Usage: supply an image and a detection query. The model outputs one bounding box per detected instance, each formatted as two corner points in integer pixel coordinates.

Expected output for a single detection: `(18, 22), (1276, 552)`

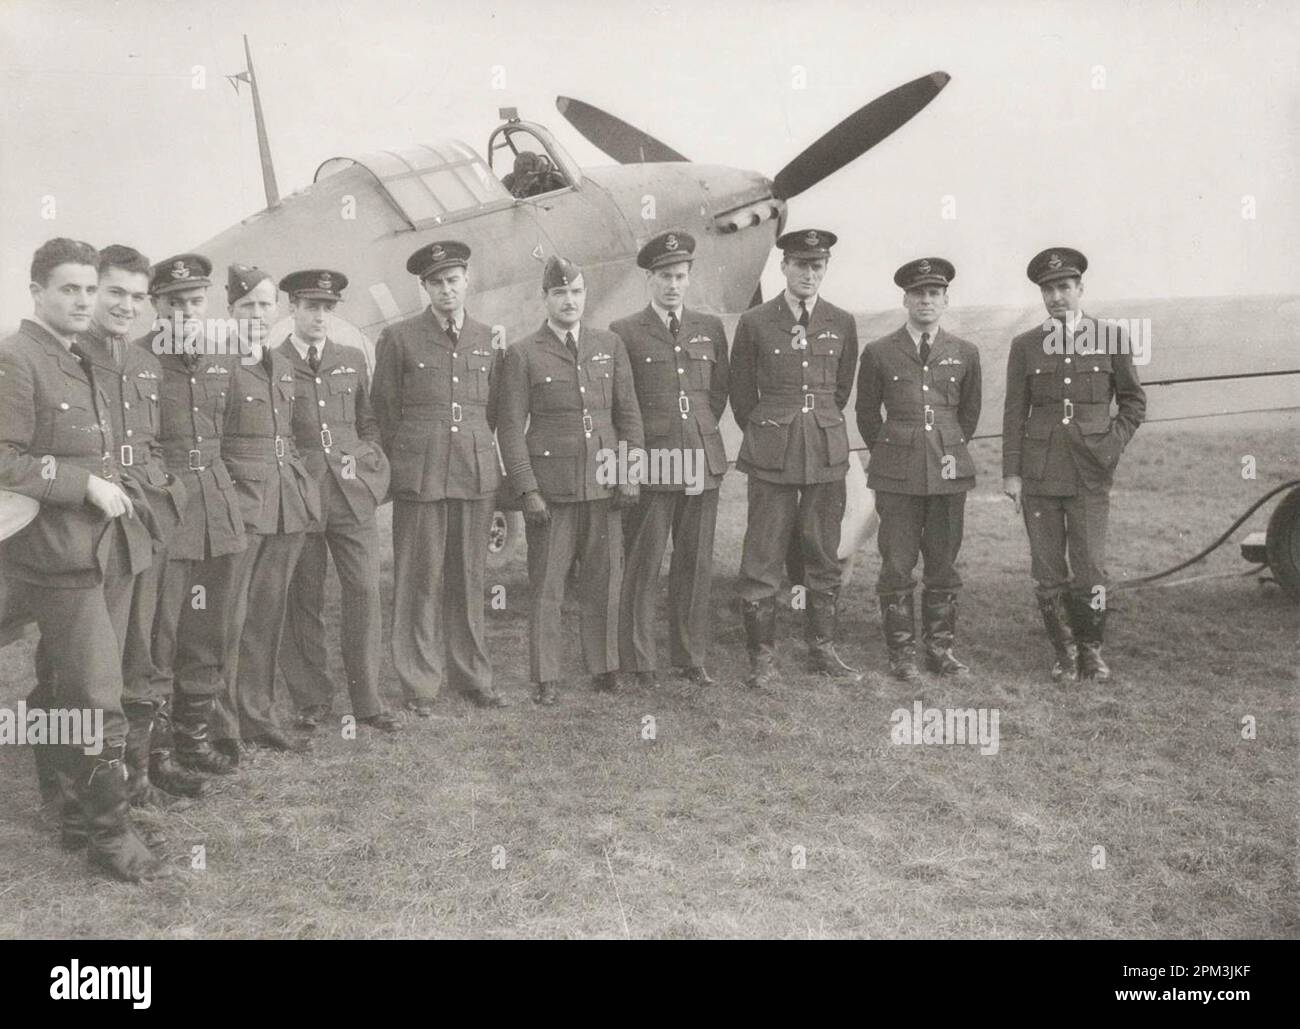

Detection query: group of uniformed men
(0, 228), (1144, 883)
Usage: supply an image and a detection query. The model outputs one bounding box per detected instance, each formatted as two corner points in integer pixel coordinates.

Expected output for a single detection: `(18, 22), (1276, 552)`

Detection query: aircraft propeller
(556, 70), (950, 201)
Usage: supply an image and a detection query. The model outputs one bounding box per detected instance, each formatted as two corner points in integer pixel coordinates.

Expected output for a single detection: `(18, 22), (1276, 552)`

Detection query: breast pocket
(328, 376), (357, 422)
(808, 335), (841, 386)
(236, 392), (272, 435)
(683, 342), (715, 391)
(884, 370), (919, 405)
(466, 352), (493, 402)
(1028, 367), (1055, 405)
(128, 378), (160, 437)
(406, 352), (447, 402)
(50, 395), (98, 453)
(584, 359), (613, 406)
(636, 351), (674, 393)
(1081, 358), (1113, 403)
(533, 366), (577, 408)
(938, 366), (965, 405)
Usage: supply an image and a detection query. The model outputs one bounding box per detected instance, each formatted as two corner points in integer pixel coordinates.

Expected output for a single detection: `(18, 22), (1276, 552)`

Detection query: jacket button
(451, 425), (458, 432)
(315, 378), (322, 384)
(922, 385), (929, 391)
(801, 361), (808, 367)
(452, 376), (458, 383)
(579, 386), (586, 393)
(1064, 357), (1072, 364)
(543, 450), (550, 456)
(126, 429), (133, 438)
(418, 362), (425, 368)
(949, 377), (956, 382)
(190, 377), (197, 384)
(677, 368), (684, 374)
(59, 402), (69, 410)
(645, 357), (652, 363)
(674, 346), (681, 352)
(196, 435), (203, 442)
(545, 376), (552, 382)
(318, 400), (325, 406)
(925, 425), (933, 431)
(1064, 377), (1071, 384)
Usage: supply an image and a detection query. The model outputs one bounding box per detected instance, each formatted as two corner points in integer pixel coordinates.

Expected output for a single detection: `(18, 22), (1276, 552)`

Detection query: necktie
(109, 336), (123, 368)
(564, 331), (578, 360)
(307, 344), (320, 372)
(668, 311), (680, 338)
(446, 319), (459, 347)
(798, 301), (810, 329)
(919, 331), (931, 366)
(260, 345), (273, 375)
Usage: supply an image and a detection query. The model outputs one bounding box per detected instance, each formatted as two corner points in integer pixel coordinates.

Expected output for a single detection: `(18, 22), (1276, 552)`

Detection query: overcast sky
(1, 0), (1296, 328)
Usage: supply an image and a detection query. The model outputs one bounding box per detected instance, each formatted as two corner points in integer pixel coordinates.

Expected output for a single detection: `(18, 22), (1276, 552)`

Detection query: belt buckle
(274, 435), (286, 458)
(187, 449), (203, 471)
(924, 405), (935, 430)
(678, 394), (691, 415)
(451, 401), (463, 423)
(320, 428), (333, 449)
(1063, 399), (1074, 424)
(582, 413), (594, 434)
(803, 392), (815, 412)
(119, 443), (134, 467)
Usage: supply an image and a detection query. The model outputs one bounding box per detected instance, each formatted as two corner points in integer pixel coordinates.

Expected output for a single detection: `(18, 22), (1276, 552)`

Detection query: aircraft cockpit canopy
(315, 142), (511, 230)
(486, 117), (582, 199)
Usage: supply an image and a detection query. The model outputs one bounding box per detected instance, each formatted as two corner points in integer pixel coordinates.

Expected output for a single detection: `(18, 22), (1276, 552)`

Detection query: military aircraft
(3, 44), (1297, 651)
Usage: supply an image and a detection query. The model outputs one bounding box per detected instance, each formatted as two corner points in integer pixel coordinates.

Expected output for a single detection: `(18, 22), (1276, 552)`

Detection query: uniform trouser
(875, 491), (967, 595)
(1021, 491), (1110, 601)
(157, 550), (245, 698)
(619, 488), (719, 671)
(120, 542), (169, 706)
(280, 516), (384, 719)
(213, 531), (305, 741)
(738, 477), (846, 602)
(390, 497), (493, 701)
(24, 529), (134, 752)
(525, 498), (622, 683)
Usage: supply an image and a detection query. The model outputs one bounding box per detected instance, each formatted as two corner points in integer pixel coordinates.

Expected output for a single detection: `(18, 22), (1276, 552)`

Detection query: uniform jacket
(0, 319), (154, 586)
(730, 295), (858, 484)
(83, 322), (187, 544)
(498, 321), (645, 503)
(608, 305), (729, 491)
(221, 346), (320, 534)
(144, 339), (247, 561)
(371, 308), (502, 502)
(1001, 314), (1147, 496)
(278, 337), (389, 529)
(856, 325), (981, 495)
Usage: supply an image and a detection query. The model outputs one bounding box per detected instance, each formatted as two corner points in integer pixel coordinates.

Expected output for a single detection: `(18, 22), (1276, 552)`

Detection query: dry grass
(0, 412), (1296, 939)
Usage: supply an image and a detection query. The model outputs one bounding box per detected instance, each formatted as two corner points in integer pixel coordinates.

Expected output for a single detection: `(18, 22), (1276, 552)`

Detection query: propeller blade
(772, 71), (950, 201)
(555, 96), (689, 164)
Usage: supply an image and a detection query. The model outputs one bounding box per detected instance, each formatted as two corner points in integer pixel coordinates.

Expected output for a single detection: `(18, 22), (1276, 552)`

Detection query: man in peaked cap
(609, 231), (729, 689)
(277, 269), (398, 733)
(210, 264), (320, 758)
(137, 251), (247, 783)
(730, 229), (861, 688)
(1002, 247), (1145, 683)
(857, 258), (981, 682)
(372, 240), (509, 713)
(497, 256), (644, 705)
(1, 238), (164, 881)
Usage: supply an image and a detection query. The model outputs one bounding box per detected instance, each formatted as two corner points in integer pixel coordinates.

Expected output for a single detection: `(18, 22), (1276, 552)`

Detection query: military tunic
(213, 347), (319, 742)
(497, 321), (644, 684)
(371, 308), (502, 702)
(144, 342), (248, 703)
(1002, 315), (1146, 598)
(0, 319), (155, 750)
(609, 304), (729, 672)
(278, 337), (390, 719)
(730, 294), (859, 601)
(856, 325), (981, 594)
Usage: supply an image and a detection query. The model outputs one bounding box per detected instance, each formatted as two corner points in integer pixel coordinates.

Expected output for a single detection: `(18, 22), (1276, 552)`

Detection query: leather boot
(149, 698), (207, 799)
(75, 746), (165, 883)
(1036, 592), (1079, 683)
(122, 701), (176, 809)
(33, 743), (61, 806)
(1070, 593), (1111, 682)
(805, 590), (861, 682)
(921, 590), (971, 678)
(172, 692), (237, 775)
(880, 591), (920, 682)
(53, 746), (88, 852)
(741, 598), (780, 690)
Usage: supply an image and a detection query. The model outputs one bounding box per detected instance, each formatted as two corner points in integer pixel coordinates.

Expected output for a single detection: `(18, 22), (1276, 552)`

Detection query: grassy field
(0, 412), (1296, 939)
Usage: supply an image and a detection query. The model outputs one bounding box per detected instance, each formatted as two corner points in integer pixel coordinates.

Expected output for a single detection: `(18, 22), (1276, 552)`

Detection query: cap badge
(317, 273), (332, 290)
(665, 234), (679, 251)
(804, 231), (820, 248)
(1048, 253), (1063, 270)
(171, 261), (190, 280)
(430, 245), (446, 261)
(917, 260), (931, 275)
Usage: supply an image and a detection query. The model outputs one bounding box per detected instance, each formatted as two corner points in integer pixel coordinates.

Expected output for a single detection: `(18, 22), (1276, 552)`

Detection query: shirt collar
(783, 290), (817, 320)
(650, 298), (683, 328)
(905, 322), (939, 348)
(289, 334), (325, 362)
(547, 319), (579, 345)
(433, 306), (465, 332)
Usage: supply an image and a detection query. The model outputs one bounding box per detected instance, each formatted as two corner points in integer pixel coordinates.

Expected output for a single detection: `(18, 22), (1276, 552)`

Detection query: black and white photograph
(0, 0), (1295, 966)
